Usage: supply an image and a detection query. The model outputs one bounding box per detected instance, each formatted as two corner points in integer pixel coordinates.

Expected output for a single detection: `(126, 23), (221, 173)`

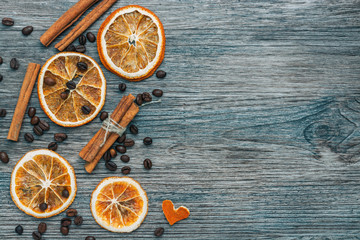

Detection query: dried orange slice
(10, 149), (76, 218)
(97, 5), (165, 81)
(38, 52), (106, 127)
(91, 177), (148, 232)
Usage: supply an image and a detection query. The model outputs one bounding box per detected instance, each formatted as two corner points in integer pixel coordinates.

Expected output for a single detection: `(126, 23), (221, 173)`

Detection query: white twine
(100, 117), (126, 147)
(141, 98), (162, 107)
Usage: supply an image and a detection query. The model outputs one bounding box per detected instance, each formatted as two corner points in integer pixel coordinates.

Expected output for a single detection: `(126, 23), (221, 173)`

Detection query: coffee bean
(143, 158), (152, 169)
(136, 94), (143, 105)
(103, 150), (111, 162)
(32, 231), (42, 240)
(33, 125), (43, 136)
(105, 161), (117, 171)
(24, 133), (34, 142)
(60, 226), (69, 235)
(129, 124), (138, 134)
(60, 90), (69, 100)
(142, 92), (152, 102)
(86, 32), (96, 42)
(39, 120), (50, 131)
(0, 56), (3, 64)
(100, 111), (108, 121)
(39, 202), (47, 211)
(82, 105), (91, 114)
(62, 189), (69, 198)
(30, 116), (40, 125)
(22, 26), (33, 35)
(124, 139), (135, 147)
(15, 225), (23, 235)
(38, 222), (47, 234)
(48, 142), (58, 151)
(154, 227), (164, 237)
(115, 145), (126, 154)
(79, 34), (87, 45)
(76, 45), (86, 53)
(2, 17), (14, 26)
(0, 152), (9, 163)
(66, 80), (76, 89)
(10, 58), (19, 70)
(74, 216), (83, 226)
(77, 62), (88, 71)
(120, 155), (130, 163)
(66, 44), (76, 52)
(156, 70), (166, 78)
(0, 74), (3, 82)
(86, 237), (96, 240)
(0, 108), (6, 117)
(118, 83), (126, 92)
(116, 134), (126, 143)
(143, 137), (152, 145)
(44, 77), (56, 86)
(121, 166), (131, 175)
(152, 89), (163, 97)
(109, 148), (117, 158)
(54, 133), (67, 142)
(61, 218), (72, 227)
(28, 107), (36, 117)
(66, 208), (78, 217)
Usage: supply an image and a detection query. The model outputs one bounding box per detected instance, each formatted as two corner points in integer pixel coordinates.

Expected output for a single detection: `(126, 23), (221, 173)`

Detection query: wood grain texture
(0, 0), (360, 239)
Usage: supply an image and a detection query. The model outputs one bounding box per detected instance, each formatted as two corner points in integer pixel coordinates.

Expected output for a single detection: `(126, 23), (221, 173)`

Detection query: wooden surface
(0, 0), (360, 239)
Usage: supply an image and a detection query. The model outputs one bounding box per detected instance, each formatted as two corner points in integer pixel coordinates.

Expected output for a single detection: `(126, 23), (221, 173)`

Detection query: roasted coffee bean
(129, 124), (138, 134)
(2, 17), (14, 26)
(15, 225), (23, 235)
(156, 70), (166, 78)
(79, 34), (87, 45)
(0, 74), (3, 82)
(22, 26), (33, 35)
(142, 92), (152, 102)
(32, 231), (42, 240)
(136, 94), (143, 105)
(44, 76), (56, 86)
(39, 120), (50, 131)
(24, 133), (34, 142)
(118, 83), (126, 92)
(60, 226), (69, 235)
(100, 111), (108, 121)
(33, 125), (43, 136)
(0, 152), (9, 163)
(116, 133), (126, 143)
(143, 158), (152, 169)
(77, 61), (88, 71)
(54, 133), (67, 142)
(60, 90), (69, 100)
(39, 202), (47, 211)
(103, 150), (111, 162)
(0, 56), (3, 64)
(85, 237), (96, 240)
(48, 142), (58, 151)
(38, 222), (47, 234)
(120, 155), (130, 163)
(74, 216), (83, 226)
(152, 89), (163, 97)
(82, 105), (91, 114)
(30, 116), (40, 125)
(105, 161), (117, 171)
(66, 44), (76, 52)
(124, 139), (135, 147)
(86, 32), (96, 42)
(154, 227), (164, 237)
(66, 208), (78, 217)
(109, 148), (117, 158)
(143, 137), (152, 145)
(62, 189), (69, 198)
(115, 145), (126, 154)
(66, 80), (76, 89)
(121, 166), (131, 175)
(143, 96), (152, 102)
(61, 218), (72, 227)
(76, 45), (86, 53)
(10, 58), (19, 70)
(28, 107), (36, 117)
(0, 108), (6, 117)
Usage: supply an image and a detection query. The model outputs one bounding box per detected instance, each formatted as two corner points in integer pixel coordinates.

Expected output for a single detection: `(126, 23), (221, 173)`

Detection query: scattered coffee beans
(109, 148), (117, 158)
(0, 56), (3, 64)
(121, 166), (131, 175)
(129, 124), (138, 134)
(22, 26), (33, 35)
(48, 142), (58, 151)
(103, 150), (111, 162)
(10, 58), (19, 70)
(66, 80), (76, 90)
(77, 62), (88, 71)
(39, 120), (50, 131)
(118, 83), (126, 92)
(86, 32), (96, 42)
(124, 139), (135, 147)
(142, 92), (152, 102)
(66, 44), (76, 52)
(54, 133), (67, 142)
(82, 105), (91, 114)
(120, 155), (130, 163)
(62, 189), (69, 198)
(0, 152), (9, 163)
(33, 125), (43, 136)
(156, 70), (166, 78)
(136, 94), (143, 105)
(30, 116), (40, 125)
(86, 237), (96, 240)
(15, 225), (23, 235)
(116, 134), (126, 143)
(143, 137), (152, 145)
(76, 45), (86, 53)
(32, 231), (42, 240)
(143, 158), (152, 169)
(79, 34), (87, 45)
(105, 161), (117, 171)
(61, 218), (72, 227)
(66, 208), (78, 217)
(100, 111), (108, 121)
(24, 133), (34, 142)
(28, 107), (36, 117)
(44, 77), (56, 86)
(2, 17), (14, 26)
(115, 145), (126, 154)
(60, 226), (69, 235)
(39, 202), (47, 211)
(154, 227), (164, 237)
(152, 89), (163, 97)
(74, 216), (83, 226)
(60, 90), (69, 100)
(0, 108), (6, 117)
(38, 222), (47, 234)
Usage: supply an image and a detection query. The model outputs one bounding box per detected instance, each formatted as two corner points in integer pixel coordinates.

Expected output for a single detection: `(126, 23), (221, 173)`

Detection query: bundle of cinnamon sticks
(80, 94), (139, 173)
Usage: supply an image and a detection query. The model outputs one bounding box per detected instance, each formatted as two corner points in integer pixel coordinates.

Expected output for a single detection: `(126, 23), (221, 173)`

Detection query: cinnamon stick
(7, 63), (41, 141)
(55, 0), (118, 51)
(40, 0), (99, 47)
(85, 102), (139, 173)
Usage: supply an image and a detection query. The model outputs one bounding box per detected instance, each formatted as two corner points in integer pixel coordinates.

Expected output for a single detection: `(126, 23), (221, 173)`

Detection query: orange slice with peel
(97, 5), (165, 81)
(10, 149), (77, 218)
(90, 177), (148, 232)
(38, 52), (106, 127)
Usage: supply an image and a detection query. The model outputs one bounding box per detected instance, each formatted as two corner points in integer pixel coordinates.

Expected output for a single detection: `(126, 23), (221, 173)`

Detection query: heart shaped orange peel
(162, 200), (190, 225)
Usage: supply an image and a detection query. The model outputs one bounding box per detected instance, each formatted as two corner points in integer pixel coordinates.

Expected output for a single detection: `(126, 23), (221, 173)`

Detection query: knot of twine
(100, 117), (126, 147)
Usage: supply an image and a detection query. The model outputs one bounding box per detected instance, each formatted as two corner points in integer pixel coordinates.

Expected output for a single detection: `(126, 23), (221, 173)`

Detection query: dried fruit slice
(38, 52), (106, 127)
(10, 149), (76, 218)
(98, 5), (165, 81)
(91, 177), (148, 232)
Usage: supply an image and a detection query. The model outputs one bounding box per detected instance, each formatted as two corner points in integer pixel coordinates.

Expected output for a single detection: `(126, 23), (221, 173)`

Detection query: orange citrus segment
(91, 177), (148, 232)
(11, 149), (76, 218)
(98, 5), (165, 81)
(38, 52), (106, 127)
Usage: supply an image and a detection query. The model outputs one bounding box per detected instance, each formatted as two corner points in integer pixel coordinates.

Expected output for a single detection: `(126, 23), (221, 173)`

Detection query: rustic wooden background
(1, 0), (360, 239)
